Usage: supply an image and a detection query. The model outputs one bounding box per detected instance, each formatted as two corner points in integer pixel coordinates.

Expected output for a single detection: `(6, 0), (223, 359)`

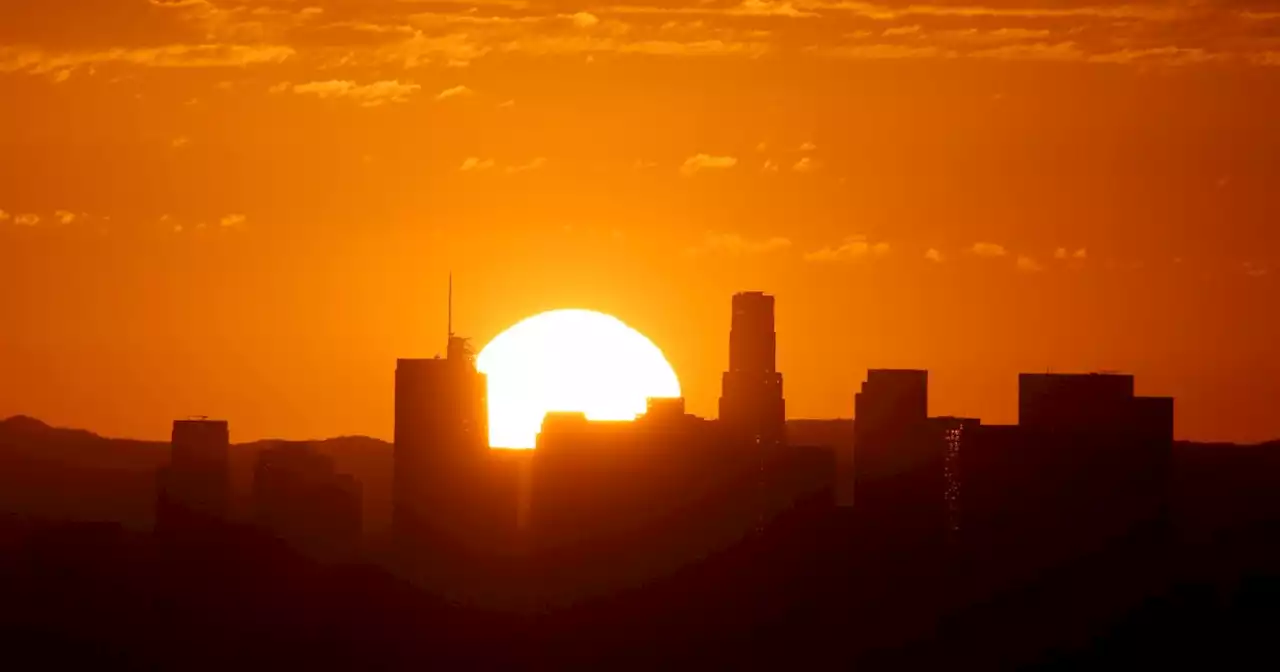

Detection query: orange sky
(1, 0), (1278, 443)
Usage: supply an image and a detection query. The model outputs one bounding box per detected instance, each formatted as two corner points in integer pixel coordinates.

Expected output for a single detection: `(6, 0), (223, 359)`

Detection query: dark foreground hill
(0, 503), (1275, 670)
(1, 416), (1278, 668)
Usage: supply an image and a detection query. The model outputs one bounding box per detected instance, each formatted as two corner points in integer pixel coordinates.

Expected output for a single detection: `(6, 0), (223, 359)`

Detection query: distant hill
(3, 415), (1277, 538)
(0, 417), (393, 534)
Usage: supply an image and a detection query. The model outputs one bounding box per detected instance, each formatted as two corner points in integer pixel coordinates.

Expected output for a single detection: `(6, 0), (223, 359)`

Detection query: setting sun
(477, 309), (681, 449)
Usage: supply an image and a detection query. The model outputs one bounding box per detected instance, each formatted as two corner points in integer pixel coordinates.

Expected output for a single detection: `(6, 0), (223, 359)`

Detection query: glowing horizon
(476, 309), (681, 449)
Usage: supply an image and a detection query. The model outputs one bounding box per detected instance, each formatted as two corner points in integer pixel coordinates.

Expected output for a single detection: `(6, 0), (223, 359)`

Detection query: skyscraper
(928, 416), (981, 539)
(964, 373), (1175, 576)
(853, 370), (944, 554)
(1016, 373), (1173, 542)
(156, 418), (232, 535)
(1018, 372), (1136, 431)
(718, 291), (786, 448)
(393, 335), (489, 545)
(389, 275), (494, 573)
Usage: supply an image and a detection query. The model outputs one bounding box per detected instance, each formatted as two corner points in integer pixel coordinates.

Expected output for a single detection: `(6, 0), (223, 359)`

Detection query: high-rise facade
(853, 370), (944, 553)
(963, 373), (1174, 576)
(928, 416), (981, 540)
(393, 334), (489, 546)
(718, 291), (786, 448)
(1018, 372), (1136, 431)
(156, 418), (232, 534)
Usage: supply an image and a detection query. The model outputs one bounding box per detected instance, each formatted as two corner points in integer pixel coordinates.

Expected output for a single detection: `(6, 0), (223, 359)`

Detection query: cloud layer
(6, 0), (1279, 78)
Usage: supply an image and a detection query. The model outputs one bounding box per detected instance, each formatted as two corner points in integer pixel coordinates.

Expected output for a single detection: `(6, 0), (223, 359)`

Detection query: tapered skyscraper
(718, 291), (786, 448)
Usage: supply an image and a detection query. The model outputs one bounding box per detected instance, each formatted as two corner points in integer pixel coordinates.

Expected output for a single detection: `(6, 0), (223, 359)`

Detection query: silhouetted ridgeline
(0, 416), (392, 534)
(4, 415), (1277, 540)
(0, 416), (853, 536)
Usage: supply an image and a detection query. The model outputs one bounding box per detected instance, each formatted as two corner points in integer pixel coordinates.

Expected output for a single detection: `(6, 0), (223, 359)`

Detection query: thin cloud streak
(282, 80), (422, 106)
(680, 154), (738, 176)
(805, 236), (889, 262)
(971, 242), (1008, 257)
(435, 84), (473, 101)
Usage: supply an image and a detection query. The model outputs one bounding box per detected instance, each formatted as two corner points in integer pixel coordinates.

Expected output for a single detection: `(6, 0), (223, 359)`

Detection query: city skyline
(3, 0), (1278, 444)
(2, 2), (1277, 666)
(1, 282), (1268, 445)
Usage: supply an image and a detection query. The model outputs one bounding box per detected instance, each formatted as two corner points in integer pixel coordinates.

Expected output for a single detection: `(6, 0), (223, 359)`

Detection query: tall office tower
(393, 337), (489, 545)
(1014, 373), (1173, 555)
(928, 416), (981, 540)
(853, 370), (944, 554)
(1018, 372), (1137, 431)
(718, 291), (786, 448)
(156, 418), (232, 535)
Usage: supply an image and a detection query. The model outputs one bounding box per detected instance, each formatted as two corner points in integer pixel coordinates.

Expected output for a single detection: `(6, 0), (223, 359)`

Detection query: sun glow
(476, 310), (681, 449)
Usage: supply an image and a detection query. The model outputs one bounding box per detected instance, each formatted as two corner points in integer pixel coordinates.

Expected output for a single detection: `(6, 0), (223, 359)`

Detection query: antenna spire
(448, 272), (453, 340)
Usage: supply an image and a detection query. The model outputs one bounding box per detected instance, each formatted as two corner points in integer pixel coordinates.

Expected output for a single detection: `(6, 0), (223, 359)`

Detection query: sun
(476, 309), (681, 449)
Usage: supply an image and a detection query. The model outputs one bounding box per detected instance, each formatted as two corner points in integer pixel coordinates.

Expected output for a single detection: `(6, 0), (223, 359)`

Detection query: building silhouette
(530, 401), (759, 604)
(853, 370), (946, 556)
(391, 281), (532, 600)
(393, 327), (489, 544)
(155, 418), (232, 537)
(964, 373), (1174, 580)
(927, 416), (980, 541)
(252, 442), (362, 562)
(719, 291), (787, 449)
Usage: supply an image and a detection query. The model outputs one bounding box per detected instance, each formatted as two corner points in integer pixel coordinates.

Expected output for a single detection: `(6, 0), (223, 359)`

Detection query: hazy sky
(2, 0), (1277, 443)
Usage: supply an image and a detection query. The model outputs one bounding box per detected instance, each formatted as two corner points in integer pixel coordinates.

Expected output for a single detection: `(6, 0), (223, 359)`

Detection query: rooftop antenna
(448, 271), (453, 341)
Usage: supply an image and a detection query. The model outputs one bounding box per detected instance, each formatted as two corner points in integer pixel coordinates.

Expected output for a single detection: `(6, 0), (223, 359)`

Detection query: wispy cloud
(883, 25), (922, 36)
(792, 157), (817, 173)
(809, 2), (1187, 22)
(171, 136), (191, 149)
(460, 157), (496, 171)
(925, 248), (943, 263)
(569, 12), (600, 28)
(680, 154), (738, 176)
(1056, 247), (1088, 260)
(6, 0), (1277, 80)
(805, 235), (890, 262)
(435, 84), (474, 101)
(505, 157), (548, 173)
(282, 80), (422, 107)
(219, 214), (247, 228)
(1017, 255), (1044, 272)
(798, 141), (817, 151)
(732, 0), (818, 18)
(54, 210), (77, 225)
(0, 210), (9, 222)
(14, 213), (41, 227)
(0, 44), (294, 76)
(971, 242), (1008, 257)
